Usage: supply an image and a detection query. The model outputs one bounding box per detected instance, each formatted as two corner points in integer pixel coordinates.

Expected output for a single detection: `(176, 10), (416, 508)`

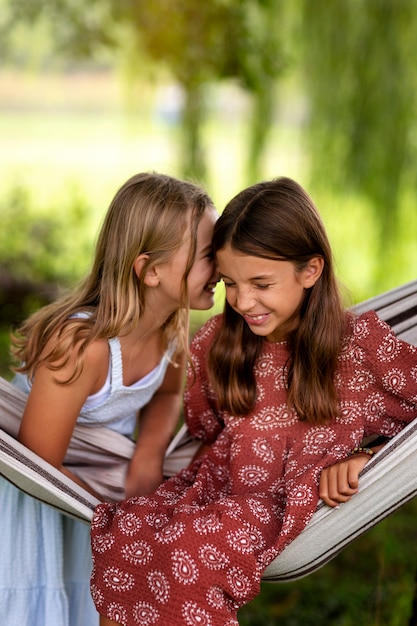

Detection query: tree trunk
(246, 85), (274, 184)
(180, 80), (207, 182)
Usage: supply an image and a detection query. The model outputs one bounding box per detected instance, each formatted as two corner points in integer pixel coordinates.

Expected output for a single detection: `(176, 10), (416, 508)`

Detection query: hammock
(1, 279), (417, 582)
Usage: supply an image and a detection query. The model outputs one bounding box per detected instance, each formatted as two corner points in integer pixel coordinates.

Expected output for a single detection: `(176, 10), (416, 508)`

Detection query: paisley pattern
(91, 312), (417, 625)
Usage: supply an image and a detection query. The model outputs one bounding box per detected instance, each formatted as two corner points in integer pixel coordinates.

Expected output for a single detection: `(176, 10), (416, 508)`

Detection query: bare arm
(319, 443), (386, 507)
(124, 354), (186, 498)
(17, 339), (109, 498)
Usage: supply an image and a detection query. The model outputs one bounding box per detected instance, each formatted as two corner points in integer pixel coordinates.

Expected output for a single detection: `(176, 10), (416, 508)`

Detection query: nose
(235, 287), (256, 312)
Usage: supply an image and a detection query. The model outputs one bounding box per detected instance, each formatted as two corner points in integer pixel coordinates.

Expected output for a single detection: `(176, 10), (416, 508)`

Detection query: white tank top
(12, 337), (176, 437)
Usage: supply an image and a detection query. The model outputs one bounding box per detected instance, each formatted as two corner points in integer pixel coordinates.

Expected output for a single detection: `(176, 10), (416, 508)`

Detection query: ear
(133, 254), (160, 287)
(302, 256), (324, 288)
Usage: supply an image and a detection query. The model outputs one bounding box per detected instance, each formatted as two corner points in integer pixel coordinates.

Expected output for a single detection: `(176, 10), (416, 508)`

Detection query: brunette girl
(91, 177), (417, 626)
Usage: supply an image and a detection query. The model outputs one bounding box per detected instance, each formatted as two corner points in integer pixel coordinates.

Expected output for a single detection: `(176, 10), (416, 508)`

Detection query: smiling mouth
(244, 313), (270, 323)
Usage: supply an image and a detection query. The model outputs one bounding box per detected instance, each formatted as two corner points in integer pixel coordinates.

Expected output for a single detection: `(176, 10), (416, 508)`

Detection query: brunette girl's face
(216, 245), (323, 342)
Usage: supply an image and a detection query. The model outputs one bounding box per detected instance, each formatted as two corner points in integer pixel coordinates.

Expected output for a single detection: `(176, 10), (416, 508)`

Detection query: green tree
(0, 183), (93, 327)
(121, 0), (288, 182)
(0, 0), (288, 183)
(300, 0), (417, 283)
(228, 0), (289, 183)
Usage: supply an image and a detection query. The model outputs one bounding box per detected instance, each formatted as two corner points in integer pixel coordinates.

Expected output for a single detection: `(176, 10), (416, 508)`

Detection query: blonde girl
(0, 172), (218, 626)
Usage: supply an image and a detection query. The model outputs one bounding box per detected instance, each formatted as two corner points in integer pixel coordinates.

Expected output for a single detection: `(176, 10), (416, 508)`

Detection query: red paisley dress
(90, 311), (417, 625)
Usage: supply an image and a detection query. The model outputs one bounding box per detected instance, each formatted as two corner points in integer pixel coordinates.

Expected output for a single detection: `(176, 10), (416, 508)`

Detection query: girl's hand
(123, 357), (186, 499)
(319, 453), (370, 507)
(125, 454), (164, 498)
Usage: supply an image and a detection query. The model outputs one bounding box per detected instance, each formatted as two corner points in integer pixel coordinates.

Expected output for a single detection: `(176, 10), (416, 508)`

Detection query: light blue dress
(0, 337), (174, 626)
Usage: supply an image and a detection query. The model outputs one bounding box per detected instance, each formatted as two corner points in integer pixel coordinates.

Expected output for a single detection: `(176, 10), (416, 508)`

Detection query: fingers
(319, 461), (359, 507)
(346, 463), (360, 490)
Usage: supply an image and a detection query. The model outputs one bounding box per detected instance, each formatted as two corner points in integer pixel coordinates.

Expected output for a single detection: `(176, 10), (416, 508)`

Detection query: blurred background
(0, 1), (417, 624)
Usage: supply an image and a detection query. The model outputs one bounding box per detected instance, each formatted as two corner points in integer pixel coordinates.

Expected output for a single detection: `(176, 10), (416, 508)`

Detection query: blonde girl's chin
(190, 294), (216, 311)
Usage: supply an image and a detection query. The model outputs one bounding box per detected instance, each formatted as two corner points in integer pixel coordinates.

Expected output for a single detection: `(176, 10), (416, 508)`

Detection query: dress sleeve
(354, 311), (417, 436)
(183, 316), (225, 444)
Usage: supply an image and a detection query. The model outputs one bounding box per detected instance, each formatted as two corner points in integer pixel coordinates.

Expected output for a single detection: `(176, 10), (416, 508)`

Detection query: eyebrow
(219, 272), (274, 281)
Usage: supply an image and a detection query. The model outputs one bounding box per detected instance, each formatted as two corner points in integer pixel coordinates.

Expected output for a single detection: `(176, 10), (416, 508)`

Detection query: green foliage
(0, 182), (94, 326)
(0, 0), (290, 182)
(308, 187), (417, 299)
(300, 0), (417, 292)
(0, 327), (12, 379)
(121, 0), (289, 181)
(0, 0), (115, 61)
(0, 182), (93, 285)
(301, 0), (417, 243)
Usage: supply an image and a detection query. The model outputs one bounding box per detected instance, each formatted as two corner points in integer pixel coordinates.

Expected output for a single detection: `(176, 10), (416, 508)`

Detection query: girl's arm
(124, 354), (186, 498)
(183, 317), (225, 444)
(321, 313), (417, 508)
(319, 443), (386, 507)
(17, 339), (108, 498)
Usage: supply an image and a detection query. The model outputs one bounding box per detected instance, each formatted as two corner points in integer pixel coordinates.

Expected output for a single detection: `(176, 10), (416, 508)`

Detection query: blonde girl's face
(216, 245), (323, 342)
(157, 206), (219, 311)
(186, 206), (219, 309)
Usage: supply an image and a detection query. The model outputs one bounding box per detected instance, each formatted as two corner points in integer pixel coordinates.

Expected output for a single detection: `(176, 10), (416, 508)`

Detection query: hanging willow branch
(301, 0), (417, 244)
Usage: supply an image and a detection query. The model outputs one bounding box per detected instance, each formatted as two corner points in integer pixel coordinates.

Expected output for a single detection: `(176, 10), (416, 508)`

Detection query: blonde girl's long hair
(11, 172), (213, 383)
(208, 176), (347, 425)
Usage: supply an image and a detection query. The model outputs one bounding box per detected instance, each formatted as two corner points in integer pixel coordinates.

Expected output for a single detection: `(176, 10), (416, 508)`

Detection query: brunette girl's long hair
(11, 172), (213, 383)
(208, 176), (347, 425)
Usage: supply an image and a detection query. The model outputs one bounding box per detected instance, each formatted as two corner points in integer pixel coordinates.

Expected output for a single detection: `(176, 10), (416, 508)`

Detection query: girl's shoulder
(349, 309), (391, 338)
(343, 309), (406, 355)
(83, 337), (109, 364)
(57, 331), (108, 369)
(70, 337), (109, 393)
